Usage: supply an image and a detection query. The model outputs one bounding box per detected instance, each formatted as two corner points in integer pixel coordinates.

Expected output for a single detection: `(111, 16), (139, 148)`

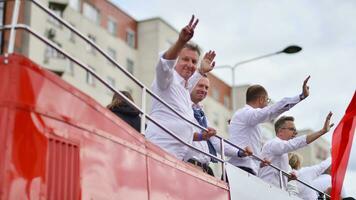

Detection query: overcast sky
(112, 0), (356, 196)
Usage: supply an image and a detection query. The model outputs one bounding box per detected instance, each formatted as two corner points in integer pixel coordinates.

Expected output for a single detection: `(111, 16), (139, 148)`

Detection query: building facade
(1, 0), (328, 168)
(1, 0), (233, 138)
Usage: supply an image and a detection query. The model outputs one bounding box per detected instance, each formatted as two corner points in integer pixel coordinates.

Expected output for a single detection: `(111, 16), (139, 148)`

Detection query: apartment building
(1, 0), (233, 138)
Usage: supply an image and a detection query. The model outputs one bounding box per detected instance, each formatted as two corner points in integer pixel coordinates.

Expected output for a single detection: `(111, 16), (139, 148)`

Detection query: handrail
(0, 24), (225, 164)
(1, 0), (330, 198)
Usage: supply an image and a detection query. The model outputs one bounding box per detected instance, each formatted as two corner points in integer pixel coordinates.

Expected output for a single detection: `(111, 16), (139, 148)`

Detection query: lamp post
(216, 45), (302, 111)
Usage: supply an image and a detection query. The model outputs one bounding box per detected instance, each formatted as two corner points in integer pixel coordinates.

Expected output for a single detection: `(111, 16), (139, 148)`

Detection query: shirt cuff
(159, 52), (176, 70)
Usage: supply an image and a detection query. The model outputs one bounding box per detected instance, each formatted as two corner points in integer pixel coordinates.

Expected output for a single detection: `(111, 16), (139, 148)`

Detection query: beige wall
(295, 129), (330, 167)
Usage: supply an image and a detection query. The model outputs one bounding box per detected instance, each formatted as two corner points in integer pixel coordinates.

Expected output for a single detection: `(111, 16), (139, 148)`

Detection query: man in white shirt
(258, 113), (334, 189)
(228, 77), (310, 175)
(298, 163), (349, 200)
(145, 15), (217, 160)
(184, 76), (252, 175)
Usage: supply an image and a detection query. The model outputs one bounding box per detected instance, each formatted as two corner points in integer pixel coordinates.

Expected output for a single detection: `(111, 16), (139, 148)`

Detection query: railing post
(7, 0), (21, 54)
(279, 170), (284, 190)
(220, 138), (226, 182)
(140, 87), (147, 135)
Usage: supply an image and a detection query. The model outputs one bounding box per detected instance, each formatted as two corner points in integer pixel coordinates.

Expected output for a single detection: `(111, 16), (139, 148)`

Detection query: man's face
(191, 77), (209, 104)
(175, 48), (199, 80)
(278, 121), (298, 140)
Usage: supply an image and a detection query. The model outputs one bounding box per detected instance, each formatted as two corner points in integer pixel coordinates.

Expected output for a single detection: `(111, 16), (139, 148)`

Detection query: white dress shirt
(145, 54), (203, 160)
(296, 158), (334, 200)
(312, 174), (348, 198)
(228, 95), (301, 174)
(258, 135), (307, 188)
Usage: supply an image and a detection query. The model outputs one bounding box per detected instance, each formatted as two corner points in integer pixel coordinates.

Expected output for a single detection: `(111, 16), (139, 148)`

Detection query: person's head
(289, 152), (302, 170)
(175, 43), (201, 80)
(246, 85), (270, 108)
(275, 116), (297, 140)
(190, 76), (209, 104)
(107, 91), (134, 110)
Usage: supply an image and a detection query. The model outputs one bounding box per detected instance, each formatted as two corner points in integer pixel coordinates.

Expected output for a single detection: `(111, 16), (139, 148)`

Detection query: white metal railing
(0, 0), (329, 199)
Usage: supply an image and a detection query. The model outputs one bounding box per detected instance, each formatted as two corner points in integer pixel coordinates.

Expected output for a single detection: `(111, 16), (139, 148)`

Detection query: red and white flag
(331, 91), (356, 200)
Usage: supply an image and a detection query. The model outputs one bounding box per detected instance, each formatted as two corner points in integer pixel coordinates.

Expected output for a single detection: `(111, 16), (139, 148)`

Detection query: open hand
(321, 112), (334, 134)
(301, 75), (310, 99)
(199, 50), (216, 74)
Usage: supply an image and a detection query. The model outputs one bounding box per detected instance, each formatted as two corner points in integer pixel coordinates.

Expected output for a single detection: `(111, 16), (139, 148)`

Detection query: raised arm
(163, 15), (198, 60)
(268, 135), (308, 156)
(156, 15), (199, 90)
(245, 76), (311, 125)
(188, 50), (216, 92)
(306, 112), (334, 144)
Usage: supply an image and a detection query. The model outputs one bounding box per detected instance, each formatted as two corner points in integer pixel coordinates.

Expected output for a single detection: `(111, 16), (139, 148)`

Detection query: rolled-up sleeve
(155, 53), (177, 90)
(245, 95), (301, 126)
(268, 135), (307, 155)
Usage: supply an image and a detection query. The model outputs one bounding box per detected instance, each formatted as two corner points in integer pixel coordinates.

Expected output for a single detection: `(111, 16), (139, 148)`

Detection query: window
(86, 66), (95, 86)
(68, 23), (76, 43)
(223, 95), (230, 108)
(213, 112), (219, 127)
(83, 2), (100, 24)
(126, 29), (135, 48)
(69, 0), (80, 11)
(212, 88), (220, 101)
(67, 60), (75, 76)
(106, 76), (116, 95)
(225, 118), (230, 133)
(48, 3), (64, 27)
(87, 34), (96, 55)
(107, 47), (117, 62)
(44, 43), (65, 63)
(126, 58), (134, 74)
(107, 17), (117, 36)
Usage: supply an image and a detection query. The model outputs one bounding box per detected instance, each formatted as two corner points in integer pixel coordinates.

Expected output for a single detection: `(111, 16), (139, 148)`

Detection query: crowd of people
(107, 15), (353, 200)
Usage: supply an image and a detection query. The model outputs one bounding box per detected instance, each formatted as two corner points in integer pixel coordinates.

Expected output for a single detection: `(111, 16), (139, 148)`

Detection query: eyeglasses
(280, 127), (297, 133)
(256, 95), (271, 103)
(266, 97), (271, 103)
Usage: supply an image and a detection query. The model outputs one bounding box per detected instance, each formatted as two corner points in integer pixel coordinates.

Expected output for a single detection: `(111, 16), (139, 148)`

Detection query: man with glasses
(228, 76), (310, 175)
(258, 113), (333, 189)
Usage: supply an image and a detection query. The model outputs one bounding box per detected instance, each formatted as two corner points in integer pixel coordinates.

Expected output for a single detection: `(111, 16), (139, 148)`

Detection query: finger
(330, 123), (335, 128)
(188, 15), (194, 27)
(192, 18), (199, 29)
(304, 75), (311, 85)
(211, 61), (215, 68)
(327, 111), (333, 119)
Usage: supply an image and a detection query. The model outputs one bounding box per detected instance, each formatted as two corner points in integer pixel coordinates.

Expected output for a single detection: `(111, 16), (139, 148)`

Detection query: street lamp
(215, 45), (302, 111)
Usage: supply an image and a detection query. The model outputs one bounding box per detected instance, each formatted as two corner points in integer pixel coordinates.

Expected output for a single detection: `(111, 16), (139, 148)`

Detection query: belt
(187, 159), (209, 170)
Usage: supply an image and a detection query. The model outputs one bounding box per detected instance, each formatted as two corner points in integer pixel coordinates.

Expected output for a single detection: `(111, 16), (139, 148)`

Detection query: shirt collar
(192, 103), (203, 110)
(174, 70), (188, 87)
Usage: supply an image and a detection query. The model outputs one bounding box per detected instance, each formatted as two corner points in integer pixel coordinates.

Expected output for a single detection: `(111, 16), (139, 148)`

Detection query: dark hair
(274, 116), (295, 133)
(183, 42), (201, 56)
(246, 85), (267, 103)
(107, 91), (134, 110)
